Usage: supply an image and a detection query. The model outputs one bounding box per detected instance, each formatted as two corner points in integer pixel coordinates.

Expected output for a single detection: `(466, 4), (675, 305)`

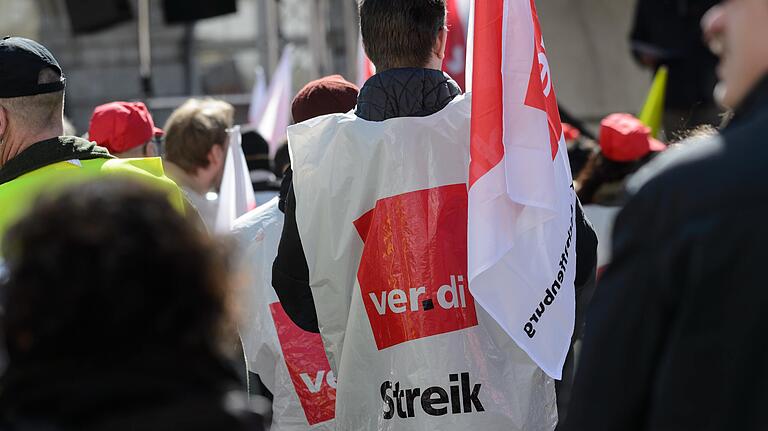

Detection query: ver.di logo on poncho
(354, 184), (479, 350)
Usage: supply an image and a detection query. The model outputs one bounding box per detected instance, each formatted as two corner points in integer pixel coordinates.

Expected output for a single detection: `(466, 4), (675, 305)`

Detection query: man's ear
(208, 142), (226, 167)
(434, 26), (449, 61)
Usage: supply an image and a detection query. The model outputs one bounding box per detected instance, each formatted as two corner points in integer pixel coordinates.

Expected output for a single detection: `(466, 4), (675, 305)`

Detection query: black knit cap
(0, 36), (65, 98)
(241, 129), (271, 172)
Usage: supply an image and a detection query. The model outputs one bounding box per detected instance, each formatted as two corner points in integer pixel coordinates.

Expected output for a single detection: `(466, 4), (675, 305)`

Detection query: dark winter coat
(562, 76), (768, 430)
(0, 350), (264, 431)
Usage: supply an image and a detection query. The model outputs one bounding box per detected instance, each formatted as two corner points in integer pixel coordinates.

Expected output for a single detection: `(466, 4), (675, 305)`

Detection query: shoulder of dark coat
(624, 108), (768, 233)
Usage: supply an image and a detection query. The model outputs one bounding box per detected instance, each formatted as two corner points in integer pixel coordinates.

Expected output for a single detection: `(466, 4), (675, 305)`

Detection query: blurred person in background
(88, 101), (163, 158)
(577, 119), (716, 275)
(0, 37), (184, 241)
(563, 1), (768, 429)
(563, 122), (597, 179)
(273, 73), (358, 247)
(630, 0), (722, 138)
(0, 179), (263, 431)
(232, 74), (358, 429)
(576, 113), (666, 275)
(163, 98), (234, 231)
(240, 128), (280, 206)
(272, 141), (290, 179)
(576, 113), (666, 206)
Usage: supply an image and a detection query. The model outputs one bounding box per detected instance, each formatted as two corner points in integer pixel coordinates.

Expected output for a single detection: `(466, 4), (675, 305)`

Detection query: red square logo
(354, 184), (479, 350)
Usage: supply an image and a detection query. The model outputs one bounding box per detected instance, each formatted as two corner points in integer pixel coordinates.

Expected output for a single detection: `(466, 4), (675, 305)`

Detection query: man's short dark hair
(0, 179), (235, 361)
(360, 0), (446, 71)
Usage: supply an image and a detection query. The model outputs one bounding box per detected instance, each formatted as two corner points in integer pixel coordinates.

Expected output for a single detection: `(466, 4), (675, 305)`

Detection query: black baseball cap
(0, 36), (65, 98)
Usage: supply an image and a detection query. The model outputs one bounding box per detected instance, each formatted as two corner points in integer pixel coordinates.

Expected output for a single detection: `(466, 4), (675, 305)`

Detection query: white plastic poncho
(233, 198), (336, 431)
(289, 94), (557, 430)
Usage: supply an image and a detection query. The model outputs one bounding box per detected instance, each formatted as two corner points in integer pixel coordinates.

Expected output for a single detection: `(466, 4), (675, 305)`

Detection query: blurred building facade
(0, 0), (653, 134)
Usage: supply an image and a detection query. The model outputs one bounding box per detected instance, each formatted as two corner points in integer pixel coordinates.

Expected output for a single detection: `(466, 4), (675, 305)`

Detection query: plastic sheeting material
(233, 198), (336, 430)
(289, 95), (557, 430)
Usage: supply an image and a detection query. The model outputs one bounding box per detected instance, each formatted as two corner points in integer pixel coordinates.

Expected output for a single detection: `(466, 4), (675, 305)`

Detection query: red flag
(442, 0), (468, 90)
(468, 0), (503, 187)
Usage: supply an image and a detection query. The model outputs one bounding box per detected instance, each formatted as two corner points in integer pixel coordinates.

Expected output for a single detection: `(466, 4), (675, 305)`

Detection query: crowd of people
(0, 0), (766, 429)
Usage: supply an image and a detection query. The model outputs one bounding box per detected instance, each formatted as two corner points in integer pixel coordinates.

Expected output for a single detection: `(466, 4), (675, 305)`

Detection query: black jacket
(272, 68), (597, 336)
(562, 76), (768, 431)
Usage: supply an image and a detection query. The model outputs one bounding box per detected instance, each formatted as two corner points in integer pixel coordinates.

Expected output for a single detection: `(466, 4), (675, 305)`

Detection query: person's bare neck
(0, 126), (63, 167)
(115, 146), (145, 159)
(375, 56), (444, 75)
(164, 160), (212, 195)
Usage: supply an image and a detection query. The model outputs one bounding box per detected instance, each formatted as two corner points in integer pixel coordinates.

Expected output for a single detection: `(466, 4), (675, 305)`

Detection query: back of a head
(241, 129), (270, 173)
(273, 141), (290, 177)
(360, 0), (446, 71)
(88, 101), (162, 156)
(0, 68), (64, 137)
(164, 98), (234, 174)
(0, 179), (234, 362)
(0, 37), (66, 141)
(291, 74), (359, 124)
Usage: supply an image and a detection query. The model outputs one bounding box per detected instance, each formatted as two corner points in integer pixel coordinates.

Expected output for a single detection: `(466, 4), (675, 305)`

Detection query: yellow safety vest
(0, 157), (186, 246)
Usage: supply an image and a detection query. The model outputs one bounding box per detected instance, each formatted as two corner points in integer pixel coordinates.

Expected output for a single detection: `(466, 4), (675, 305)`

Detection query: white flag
(248, 66), (268, 126)
(257, 46), (294, 158)
(467, 0), (577, 380)
(215, 125), (256, 233)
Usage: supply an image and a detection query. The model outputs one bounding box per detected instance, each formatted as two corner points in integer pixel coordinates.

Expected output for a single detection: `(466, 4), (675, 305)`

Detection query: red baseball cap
(599, 113), (666, 162)
(88, 101), (163, 154)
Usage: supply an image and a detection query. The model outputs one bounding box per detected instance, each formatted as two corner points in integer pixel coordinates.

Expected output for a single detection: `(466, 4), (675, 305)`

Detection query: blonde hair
(163, 98), (234, 174)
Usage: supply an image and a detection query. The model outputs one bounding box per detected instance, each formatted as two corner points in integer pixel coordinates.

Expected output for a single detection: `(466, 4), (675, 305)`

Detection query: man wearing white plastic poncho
(233, 75), (359, 431)
(273, 0), (597, 429)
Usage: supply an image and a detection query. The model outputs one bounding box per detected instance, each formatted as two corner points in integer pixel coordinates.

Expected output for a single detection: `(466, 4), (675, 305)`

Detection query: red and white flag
(443, 0), (467, 90)
(215, 125), (257, 233)
(467, 0), (577, 379)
